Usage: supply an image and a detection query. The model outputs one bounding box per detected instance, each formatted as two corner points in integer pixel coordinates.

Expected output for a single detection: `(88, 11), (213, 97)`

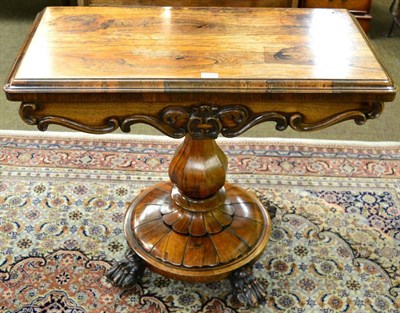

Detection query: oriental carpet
(0, 131), (399, 313)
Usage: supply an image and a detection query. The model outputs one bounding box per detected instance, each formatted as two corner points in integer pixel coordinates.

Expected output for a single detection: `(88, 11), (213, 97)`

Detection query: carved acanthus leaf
(19, 102), (384, 137)
(161, 105), (252, 139)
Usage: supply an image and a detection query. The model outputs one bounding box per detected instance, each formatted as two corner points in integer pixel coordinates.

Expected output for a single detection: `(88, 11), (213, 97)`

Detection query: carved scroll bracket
(19, 102), (384, 137)
(19, 103), (119, 134)
(121, 105), (258, 139)
(154, 102), (384, 138)
(159, 105), (289, 139)
(290, 102), (384, 132)
(122, 105), (256, 139)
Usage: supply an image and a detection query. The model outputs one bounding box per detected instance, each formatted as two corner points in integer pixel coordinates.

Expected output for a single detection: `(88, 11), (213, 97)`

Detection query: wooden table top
(4, 6), (396, 100)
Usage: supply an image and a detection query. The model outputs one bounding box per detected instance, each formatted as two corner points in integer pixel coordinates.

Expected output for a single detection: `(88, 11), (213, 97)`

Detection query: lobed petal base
(124, 181), (272, 283)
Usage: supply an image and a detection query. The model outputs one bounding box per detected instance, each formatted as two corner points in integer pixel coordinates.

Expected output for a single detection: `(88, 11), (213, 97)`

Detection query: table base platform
(106, 181), (272, 307)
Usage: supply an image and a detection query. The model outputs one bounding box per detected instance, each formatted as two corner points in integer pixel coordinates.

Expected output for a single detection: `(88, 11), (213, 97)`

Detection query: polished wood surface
(125, 182), (272, 282)
(78, 0), (299, 7)
(79, 0), (370, 32)
(3, 7), (397, 306)
(301, 0), (373, 32)
(169, 135), (227, 198)
(301, 0), (371, 12)
(5, 7), (395, 101)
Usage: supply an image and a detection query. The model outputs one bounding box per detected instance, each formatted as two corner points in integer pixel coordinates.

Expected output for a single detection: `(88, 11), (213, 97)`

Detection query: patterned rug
(0, 131), (399, 313)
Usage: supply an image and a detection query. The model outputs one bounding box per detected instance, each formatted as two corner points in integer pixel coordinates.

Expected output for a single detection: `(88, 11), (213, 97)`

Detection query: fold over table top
(4, 6), (396, 101)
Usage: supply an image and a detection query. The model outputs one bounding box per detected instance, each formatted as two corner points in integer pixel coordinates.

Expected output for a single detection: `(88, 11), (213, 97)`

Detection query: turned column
(169, 135), (227, 199)
(168, 135), (228, 210)
(107, 106), (272, 306)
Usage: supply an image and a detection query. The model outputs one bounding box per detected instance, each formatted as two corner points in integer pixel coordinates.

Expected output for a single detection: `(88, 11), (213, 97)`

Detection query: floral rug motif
(0, 132), (399, 312)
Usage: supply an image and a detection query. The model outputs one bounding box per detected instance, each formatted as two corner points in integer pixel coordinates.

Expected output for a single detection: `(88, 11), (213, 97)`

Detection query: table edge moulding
(3, 6), (397, 308)
(77, 0), (300, 8)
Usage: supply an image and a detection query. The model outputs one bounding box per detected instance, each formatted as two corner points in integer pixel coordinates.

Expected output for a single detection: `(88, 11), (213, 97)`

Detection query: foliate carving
(223, 112), (288, 136)
(19, 103), (119, 134)
(122, 105), (249, 139)
(162, 186), (234, 236)
(289, 102), (384, 132)
(121, 113), (189, 138)
(161, 199), (235, 236)
(162, 107), (190, 133)
(19, 102), (384, 137)
(158, 103), (384, 137)
(162, 105), (250, 139)
(188, 106), (222, 139)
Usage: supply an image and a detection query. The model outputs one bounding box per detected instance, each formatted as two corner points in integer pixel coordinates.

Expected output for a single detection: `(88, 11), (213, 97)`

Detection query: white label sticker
(201, 72), (219, 78)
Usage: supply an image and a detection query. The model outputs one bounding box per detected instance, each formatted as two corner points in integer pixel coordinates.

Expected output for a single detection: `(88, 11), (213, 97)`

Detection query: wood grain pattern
(3, 6), (397, 290)
(169, 135), (227, 198)
(300, 0), (373, 32)
(4, 7), (395, 100)
(126, 182), (272, 281)
(301, 0), (372, 12)
(18, 101), (386, 136)
(80, 0), (299, 7)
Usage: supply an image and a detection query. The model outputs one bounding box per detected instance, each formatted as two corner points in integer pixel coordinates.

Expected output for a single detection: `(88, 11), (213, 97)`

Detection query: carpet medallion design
(0, 133), (399, 312)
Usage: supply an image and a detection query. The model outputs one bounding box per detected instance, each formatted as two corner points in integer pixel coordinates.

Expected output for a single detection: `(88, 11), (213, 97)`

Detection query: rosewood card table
(4, 6), (396, 307)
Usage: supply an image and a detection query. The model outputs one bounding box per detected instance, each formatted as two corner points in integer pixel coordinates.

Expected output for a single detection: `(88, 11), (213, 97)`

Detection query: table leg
(106, 135), (272, 307)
